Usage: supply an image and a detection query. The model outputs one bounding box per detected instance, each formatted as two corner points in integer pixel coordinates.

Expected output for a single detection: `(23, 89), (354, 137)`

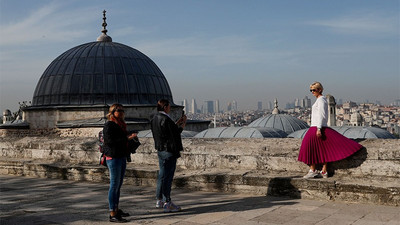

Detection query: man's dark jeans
(156, 151), (177, 203)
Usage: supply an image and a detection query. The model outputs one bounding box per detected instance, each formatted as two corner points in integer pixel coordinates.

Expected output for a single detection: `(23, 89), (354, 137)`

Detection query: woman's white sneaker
(303, 169), (321, 179)
(320, 171), (328, 178)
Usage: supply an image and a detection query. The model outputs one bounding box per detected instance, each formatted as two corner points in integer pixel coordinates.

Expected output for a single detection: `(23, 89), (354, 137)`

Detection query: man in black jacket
(151, 99), (186, 212)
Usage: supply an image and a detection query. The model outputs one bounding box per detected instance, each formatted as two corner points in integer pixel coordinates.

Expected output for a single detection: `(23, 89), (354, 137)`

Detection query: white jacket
(311, 96), (328, 129)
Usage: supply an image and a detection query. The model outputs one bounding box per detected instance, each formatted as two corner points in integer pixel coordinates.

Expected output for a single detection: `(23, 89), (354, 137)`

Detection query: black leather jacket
(102, 121), (129, 158)
(151, 112), (183, 158)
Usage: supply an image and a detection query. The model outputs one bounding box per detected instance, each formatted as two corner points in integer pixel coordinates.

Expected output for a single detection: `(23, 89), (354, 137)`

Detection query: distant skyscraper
(215, 100), (220, 113)
(204, 101), (214, 114)
(257, 101), (262, 111)
(232, 100), (237, 111)
(294, 98), (300, 108)
(268, 101), (273, 110)
(302, 96), (311, 108)
(183, 99), (188, 113)
(191, 98), (197, 114)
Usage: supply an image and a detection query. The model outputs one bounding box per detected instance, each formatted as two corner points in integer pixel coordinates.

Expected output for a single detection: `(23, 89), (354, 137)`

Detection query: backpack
(98, 130), (107, 166)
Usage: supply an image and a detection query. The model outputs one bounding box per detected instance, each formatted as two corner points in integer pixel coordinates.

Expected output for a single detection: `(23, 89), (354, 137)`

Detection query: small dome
(288, 126), (395, 139)
(351, 112), (363, 122)
(137, 129), (198, 138)
(248, 114), (309, 134)
(194, 127), (288, 138)
(3, 109), (11, 116)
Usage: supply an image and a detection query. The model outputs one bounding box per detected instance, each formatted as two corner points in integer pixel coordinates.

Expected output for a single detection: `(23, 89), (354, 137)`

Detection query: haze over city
(0, 0), (399, 112)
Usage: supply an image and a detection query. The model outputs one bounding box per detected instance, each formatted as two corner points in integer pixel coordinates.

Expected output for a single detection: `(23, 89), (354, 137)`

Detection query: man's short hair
(157, 99), (170, 111)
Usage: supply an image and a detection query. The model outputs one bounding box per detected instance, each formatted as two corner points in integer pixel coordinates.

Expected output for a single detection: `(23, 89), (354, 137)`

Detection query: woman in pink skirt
(298, 82), (363, 178)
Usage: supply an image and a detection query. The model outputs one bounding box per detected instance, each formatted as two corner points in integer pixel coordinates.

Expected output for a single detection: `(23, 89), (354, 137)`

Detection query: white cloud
(0, 2), (98, 46)
(307, 12), (398, 37)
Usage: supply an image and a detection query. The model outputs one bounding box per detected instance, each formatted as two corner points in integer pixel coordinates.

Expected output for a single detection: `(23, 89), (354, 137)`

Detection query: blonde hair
(107, 103), (124, 121)
(310, 81), (324, 93)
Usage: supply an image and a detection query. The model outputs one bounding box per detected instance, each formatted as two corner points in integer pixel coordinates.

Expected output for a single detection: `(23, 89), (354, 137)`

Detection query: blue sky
(0, 0), (399, 112)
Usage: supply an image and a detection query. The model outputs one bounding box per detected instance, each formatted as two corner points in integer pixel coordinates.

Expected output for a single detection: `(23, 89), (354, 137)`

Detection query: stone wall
(0, 136), (398, 178)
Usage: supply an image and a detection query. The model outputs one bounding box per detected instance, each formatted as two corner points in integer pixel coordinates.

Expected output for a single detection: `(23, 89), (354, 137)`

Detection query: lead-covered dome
(248, 114), (309, 134)
(32, 11), (173, 107)
(32, 41), (173, 106)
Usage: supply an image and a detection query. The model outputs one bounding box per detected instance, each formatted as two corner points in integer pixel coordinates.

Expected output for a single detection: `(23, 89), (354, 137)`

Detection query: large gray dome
(248, 114), (309, 134)
(194, 127), (288, 138)
(32, 41), (173, 106)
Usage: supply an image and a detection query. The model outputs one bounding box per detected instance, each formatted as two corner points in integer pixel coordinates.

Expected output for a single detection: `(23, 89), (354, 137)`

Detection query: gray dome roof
(194, 127), (288, 138)
(248, 114), (309, 134)
(32, 41), (173, 106)
(288, 126), (396, 139)
(138, 129), (198, 138)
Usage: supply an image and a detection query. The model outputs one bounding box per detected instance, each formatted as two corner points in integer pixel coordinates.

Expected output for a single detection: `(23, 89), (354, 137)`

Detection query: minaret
(326, 94), (336, 126)
(97, 10), (112, 42)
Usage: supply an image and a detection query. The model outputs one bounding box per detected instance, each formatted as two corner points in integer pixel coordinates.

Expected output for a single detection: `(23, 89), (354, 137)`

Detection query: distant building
(183, 99), (188, 113)
(191, 98), (197, 114)
(303, 96), (311, 108)
(215, 100), (220, 113)
(257, 101), (262, 111)
(227, 100), (238, 112)
(326, 94), (336, 126)
(294, 98), (300, 108)
(232, 100), (238, 111)
(204, 101), (214, 114)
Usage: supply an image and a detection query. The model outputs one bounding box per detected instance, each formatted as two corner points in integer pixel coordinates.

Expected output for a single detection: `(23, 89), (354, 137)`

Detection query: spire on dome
(97, 10), (112, 42)
(272, 98), (280, 114)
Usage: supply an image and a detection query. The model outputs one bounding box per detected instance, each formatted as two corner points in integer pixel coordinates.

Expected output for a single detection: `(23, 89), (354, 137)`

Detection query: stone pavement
(0, 175), (399, 225)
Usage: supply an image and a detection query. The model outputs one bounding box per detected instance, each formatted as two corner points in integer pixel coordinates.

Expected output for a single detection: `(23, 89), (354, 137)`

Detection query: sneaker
(303, 169), (321, 179)
(117, 209), (130, 217)
(163, 201), (182, 213)
(320, 171), (328, 178)
(109, 215), (128, 223)
(156, 200), (165, 209)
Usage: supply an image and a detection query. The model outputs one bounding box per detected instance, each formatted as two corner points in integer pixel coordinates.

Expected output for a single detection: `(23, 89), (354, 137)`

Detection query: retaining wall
(1, 137), (399, 178)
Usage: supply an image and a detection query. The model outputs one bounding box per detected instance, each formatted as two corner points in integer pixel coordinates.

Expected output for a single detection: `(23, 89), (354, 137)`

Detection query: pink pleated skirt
(298, 127), (363, 165)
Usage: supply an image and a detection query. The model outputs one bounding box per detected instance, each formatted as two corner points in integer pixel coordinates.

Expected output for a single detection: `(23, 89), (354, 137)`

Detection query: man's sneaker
(156, 200), (165, 209)
(320, 171), (328, 178)
(163, 201), (182, 213)
(303, 169), (321, 179)
(117, 209), (130, 217)
(109, 215), (128, 223)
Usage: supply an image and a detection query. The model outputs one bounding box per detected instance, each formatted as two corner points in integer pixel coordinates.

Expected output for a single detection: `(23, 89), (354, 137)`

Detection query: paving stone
(1, 175), (399, 225)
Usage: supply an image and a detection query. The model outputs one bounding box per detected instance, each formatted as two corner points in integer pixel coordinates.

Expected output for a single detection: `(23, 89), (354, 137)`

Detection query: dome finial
(97, 10), (112, 42)
(272, 98), (280, 114)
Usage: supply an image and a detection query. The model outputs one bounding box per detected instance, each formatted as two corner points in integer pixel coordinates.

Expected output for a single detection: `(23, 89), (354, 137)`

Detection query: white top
(311, 96), (328, 129)
(159, 111), (172, 120)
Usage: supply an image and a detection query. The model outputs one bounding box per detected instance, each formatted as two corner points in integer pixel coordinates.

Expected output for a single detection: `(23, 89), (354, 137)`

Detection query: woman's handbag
(99, 152), (107, 167)
(127, 137), (141, 162)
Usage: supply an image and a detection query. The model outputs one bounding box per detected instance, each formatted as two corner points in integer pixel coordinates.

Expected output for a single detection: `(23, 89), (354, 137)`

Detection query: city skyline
(177, 96), (395, 114)
(1, 0), (399, 112)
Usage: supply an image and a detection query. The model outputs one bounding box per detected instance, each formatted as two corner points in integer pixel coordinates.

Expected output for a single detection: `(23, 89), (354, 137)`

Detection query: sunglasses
(115, 109), (125, 113)
(310, 89), (318, 93)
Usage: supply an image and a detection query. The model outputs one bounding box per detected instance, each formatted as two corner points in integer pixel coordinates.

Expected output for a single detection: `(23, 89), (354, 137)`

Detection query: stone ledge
(0, 159), (398, 206)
